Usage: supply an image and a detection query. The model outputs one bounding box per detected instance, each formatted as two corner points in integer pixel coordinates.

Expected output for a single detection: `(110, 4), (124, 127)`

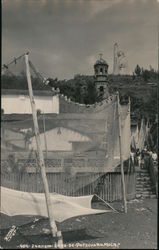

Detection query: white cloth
(0, 187), (110, 222)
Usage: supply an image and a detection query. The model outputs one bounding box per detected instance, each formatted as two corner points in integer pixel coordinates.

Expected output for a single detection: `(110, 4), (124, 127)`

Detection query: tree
(84, 81), (97, 104)
(142, 69), (150, 82)
(134, 64), (141, 76)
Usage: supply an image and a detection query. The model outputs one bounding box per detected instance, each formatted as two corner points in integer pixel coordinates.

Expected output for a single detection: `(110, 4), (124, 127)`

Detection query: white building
(29, 127), (91, 151)
(1, 89), (59, 114)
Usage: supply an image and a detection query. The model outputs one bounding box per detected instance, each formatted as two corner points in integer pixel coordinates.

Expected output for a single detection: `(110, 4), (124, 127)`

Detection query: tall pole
(113, 43), (118, 75)
(158, 23), (159, 79)
(113, 43), (116, 74)
(25, 53), (63, 248)
(43, 112), (48, 159)
(158, 22), (159, 109)
(116, 92), (127, 213)
(157, 22), (159, 164)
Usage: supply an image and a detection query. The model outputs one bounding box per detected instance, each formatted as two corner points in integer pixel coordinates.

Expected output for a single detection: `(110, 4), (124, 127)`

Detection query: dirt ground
(0, 198), (157, 249)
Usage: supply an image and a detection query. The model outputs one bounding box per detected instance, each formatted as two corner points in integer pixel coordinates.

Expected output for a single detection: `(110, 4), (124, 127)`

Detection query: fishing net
(1, 53), (131, 197)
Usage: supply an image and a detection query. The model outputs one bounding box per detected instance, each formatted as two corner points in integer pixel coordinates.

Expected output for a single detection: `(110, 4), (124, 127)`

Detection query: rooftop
(2, 89), (56, 96)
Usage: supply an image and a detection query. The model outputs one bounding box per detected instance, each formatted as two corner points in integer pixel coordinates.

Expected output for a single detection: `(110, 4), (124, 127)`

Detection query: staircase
(136, 168), (156, 199)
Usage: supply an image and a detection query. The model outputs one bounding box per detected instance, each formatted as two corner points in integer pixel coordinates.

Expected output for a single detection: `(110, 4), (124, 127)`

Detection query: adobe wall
(2, 94), (59, 114)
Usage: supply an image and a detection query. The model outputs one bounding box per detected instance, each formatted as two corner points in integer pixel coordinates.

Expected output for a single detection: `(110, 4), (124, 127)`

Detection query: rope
(2, 52), (56, 92)
(2, 53), (27, 70)
(29, 60), (45, 82)
(94, 194), (118, 212)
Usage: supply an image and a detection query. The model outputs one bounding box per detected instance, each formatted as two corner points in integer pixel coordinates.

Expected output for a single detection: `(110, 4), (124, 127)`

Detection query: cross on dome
(99, 53), (103, 60)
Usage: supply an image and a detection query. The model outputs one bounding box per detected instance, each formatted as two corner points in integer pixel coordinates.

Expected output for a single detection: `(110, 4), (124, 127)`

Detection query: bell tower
(94, 54), (109, 99)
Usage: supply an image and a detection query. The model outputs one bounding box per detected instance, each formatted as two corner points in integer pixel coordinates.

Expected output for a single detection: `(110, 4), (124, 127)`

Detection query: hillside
(2, 74), (158, 123)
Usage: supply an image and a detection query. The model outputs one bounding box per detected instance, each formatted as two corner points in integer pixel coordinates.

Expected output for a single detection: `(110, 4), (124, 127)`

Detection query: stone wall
(59, 94), (116, 113)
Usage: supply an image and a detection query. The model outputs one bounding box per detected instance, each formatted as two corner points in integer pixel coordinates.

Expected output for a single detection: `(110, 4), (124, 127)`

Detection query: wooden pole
(2, 52), (27, 70)
(116, 92), (127, 213)
(43, 112), (48, 159)
(25, 53), (63, 248)
(94, 194), (118, 212)
(158, 23), (159, 80)
(128, 96), (131, 173)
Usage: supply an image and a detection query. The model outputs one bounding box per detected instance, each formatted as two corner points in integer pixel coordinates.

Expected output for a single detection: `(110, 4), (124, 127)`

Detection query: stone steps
(136, 192), (156, 199)
(136, 181), (151, 186)
(136, 182), (151, 186)
(136, 169), (156, 199)
(137, 176), (151, 180)
(136, 191), (154, 195)
(136, 178), (151, 183)
(136, 184), (152, 188)
(136, 193), (156, 198)
(149, 194), (157, 199)
(136, 188), (153, 193)
(137, 173), (151, 177)
(138, 170), (150, 174)
(136, 169), (149, 173)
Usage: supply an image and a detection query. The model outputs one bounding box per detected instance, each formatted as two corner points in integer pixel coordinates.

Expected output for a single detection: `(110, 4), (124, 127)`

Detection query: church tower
(94, 54), (109, 99)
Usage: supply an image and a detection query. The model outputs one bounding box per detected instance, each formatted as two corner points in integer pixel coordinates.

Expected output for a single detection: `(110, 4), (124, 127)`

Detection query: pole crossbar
(2, 52), (28, 70)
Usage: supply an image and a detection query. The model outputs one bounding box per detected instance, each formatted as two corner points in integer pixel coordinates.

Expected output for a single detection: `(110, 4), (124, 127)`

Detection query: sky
(2, 0), (159, 80)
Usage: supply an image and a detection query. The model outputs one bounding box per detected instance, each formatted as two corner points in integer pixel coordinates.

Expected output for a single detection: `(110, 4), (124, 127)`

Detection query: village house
(1, 89), (59, 114)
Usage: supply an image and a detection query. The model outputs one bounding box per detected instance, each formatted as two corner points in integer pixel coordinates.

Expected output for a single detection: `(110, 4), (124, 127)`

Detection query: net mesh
(2, 54), (46, 90)
(1, 54), (131, 196)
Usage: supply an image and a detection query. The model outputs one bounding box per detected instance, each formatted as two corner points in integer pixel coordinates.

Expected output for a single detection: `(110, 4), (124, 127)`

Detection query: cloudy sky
(2, 0), (159, 80)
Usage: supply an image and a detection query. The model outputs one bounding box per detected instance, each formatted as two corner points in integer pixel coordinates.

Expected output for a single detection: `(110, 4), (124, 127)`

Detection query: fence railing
(1, 157), (116, 173)
(1, 172), (136, 202)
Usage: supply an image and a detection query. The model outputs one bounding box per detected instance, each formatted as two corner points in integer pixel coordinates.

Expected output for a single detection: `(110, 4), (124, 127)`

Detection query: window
(100, 68), (103, 74)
